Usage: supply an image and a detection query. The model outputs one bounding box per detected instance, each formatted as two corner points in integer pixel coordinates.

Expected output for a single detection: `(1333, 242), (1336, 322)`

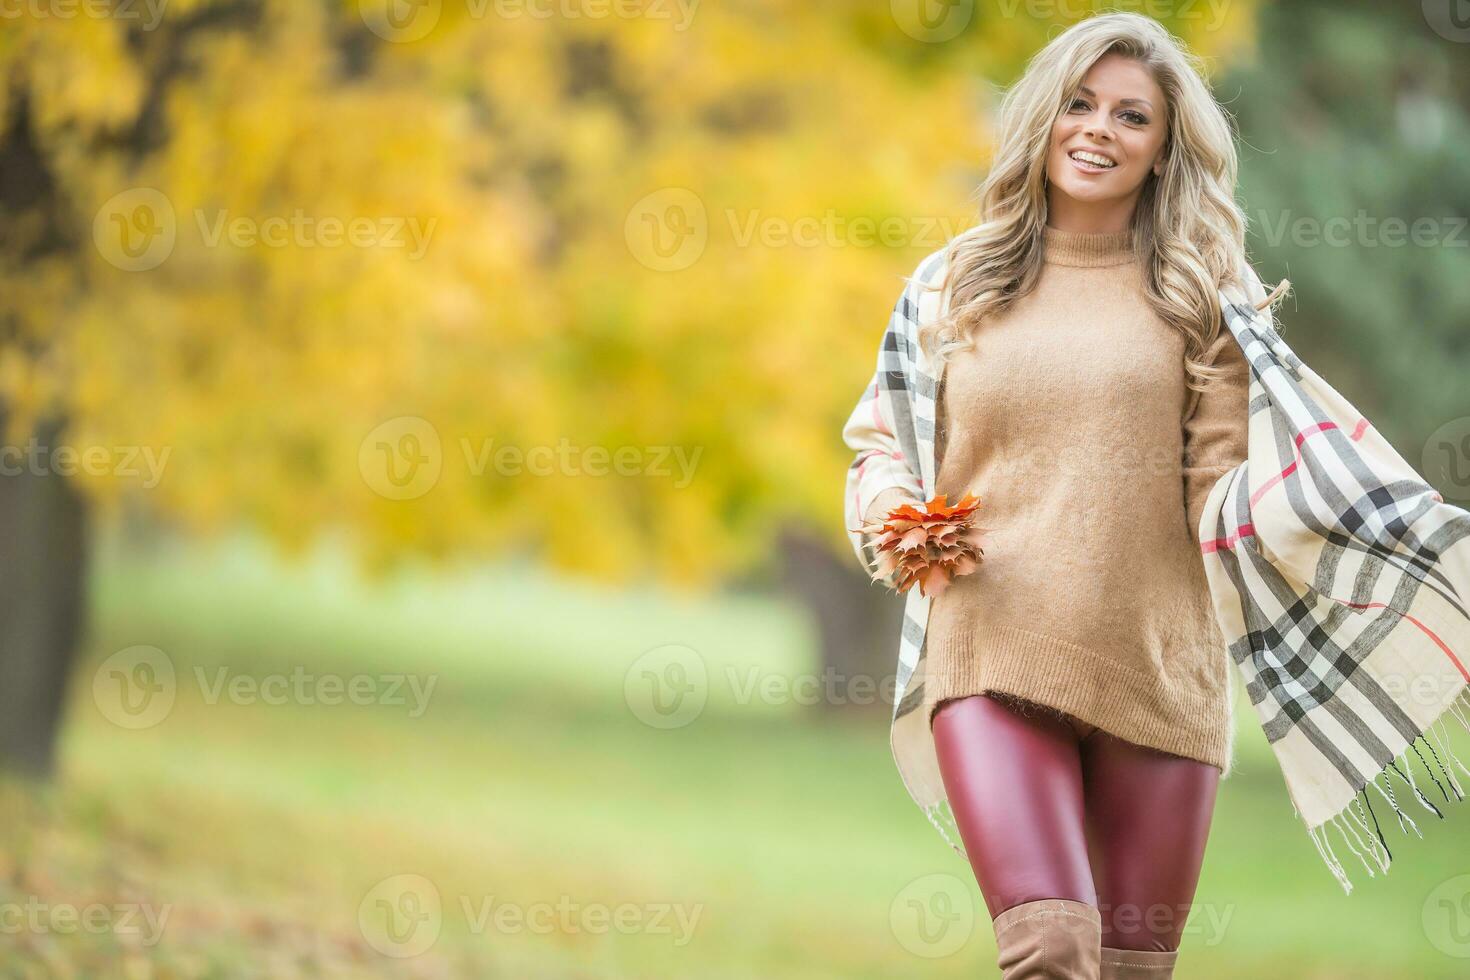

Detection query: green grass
(3, 529), (1467, 976)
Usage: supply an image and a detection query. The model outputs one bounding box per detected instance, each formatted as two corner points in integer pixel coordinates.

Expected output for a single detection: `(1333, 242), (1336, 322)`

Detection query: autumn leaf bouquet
(852, 491), (991, 598)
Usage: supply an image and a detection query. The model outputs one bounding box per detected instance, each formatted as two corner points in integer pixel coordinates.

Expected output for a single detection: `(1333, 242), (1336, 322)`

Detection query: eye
(1122, 109), (1149, 125)
(1068, 96), (1089, 112)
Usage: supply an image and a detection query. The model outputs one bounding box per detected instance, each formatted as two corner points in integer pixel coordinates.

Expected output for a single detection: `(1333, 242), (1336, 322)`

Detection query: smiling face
(1045, 52), (1168, 230)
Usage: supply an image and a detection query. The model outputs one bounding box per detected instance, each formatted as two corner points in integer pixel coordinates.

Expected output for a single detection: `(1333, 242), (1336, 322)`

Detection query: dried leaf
(851, 490), (992, 597)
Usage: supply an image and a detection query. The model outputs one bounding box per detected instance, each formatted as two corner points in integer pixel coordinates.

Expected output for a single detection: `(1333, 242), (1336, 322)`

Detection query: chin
(1052, 180), (1115, 204)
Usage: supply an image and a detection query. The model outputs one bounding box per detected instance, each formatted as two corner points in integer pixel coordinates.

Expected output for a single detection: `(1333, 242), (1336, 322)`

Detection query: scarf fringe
(1308, 687), (1470, 895)
(923, 796), (966, 857)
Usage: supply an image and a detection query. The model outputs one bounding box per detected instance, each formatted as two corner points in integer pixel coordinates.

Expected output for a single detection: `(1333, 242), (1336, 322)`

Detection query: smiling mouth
(1068, 149), (1117, 171)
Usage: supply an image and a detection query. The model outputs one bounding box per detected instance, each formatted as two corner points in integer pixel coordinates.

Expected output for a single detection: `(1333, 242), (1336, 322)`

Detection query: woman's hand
(864, 487), (923, 525)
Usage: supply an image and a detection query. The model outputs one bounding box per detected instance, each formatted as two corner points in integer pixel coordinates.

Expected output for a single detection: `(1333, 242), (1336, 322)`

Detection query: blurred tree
(1224, 1), (1470, 465)
(0, 1), (1264, 768)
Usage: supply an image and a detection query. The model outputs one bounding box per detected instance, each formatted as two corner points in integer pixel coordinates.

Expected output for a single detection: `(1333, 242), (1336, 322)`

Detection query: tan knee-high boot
(991, 898), (1101, 979)
(1099, 944), (1178, 978)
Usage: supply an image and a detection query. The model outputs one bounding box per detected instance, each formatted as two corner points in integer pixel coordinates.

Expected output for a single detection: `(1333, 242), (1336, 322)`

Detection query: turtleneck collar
(1042, 224), (1136, 268)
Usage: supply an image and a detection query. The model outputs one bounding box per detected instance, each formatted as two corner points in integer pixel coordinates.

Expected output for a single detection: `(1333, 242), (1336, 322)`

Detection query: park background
(2, 0), (1470, 976)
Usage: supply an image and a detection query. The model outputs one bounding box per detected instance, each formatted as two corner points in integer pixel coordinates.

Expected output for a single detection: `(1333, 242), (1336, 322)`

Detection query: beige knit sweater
(865, 225), (1251, 769)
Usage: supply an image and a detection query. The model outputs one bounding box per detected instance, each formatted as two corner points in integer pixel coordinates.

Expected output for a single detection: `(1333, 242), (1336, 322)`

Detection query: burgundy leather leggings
(931, 691), (1220, 952)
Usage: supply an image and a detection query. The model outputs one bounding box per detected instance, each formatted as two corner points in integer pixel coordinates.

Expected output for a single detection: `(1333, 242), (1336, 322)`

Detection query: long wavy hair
(916, 11), (1284, 393)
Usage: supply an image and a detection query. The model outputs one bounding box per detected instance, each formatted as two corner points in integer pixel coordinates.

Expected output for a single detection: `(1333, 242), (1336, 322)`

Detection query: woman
(846, 13), (1275, 978)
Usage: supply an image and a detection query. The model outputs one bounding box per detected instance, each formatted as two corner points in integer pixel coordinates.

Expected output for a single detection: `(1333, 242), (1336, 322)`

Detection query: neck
(1045, 191), (1140, 236)
(1042, 225), (1135, 268)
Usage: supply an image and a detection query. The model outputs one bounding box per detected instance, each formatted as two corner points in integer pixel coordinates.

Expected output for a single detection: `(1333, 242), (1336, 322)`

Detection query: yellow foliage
(0, 1), (1260, 586)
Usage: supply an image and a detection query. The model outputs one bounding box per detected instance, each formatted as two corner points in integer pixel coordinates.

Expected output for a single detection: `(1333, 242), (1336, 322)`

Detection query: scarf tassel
(1307, 686), (1470, 895)
(925, 796), (965, 856)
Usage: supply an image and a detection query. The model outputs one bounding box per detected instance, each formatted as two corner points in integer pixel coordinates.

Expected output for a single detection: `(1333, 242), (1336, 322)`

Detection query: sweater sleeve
(842, 278), (929, 584)
(1181, 263), (1267, 546)
(1182, 335), (1250, 545)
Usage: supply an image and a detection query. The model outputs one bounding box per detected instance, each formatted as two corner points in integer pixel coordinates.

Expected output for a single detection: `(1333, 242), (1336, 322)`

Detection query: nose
(1083, 109), (1114, 141)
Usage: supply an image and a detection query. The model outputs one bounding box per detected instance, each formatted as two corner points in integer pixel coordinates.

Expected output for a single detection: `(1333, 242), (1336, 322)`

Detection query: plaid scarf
(842, 248), (1470, 895)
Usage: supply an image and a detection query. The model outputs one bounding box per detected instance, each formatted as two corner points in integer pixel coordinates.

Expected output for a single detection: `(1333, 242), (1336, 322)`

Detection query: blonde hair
(917, 11), (1283, 392)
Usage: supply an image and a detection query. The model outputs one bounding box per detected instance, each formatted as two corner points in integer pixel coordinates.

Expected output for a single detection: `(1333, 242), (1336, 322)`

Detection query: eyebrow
(1077, 85), (1154, 111)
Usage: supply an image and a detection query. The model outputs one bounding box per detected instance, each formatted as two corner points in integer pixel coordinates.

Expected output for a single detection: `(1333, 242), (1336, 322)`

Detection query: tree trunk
(776, 523), (904, 716)
(0, 411), (89, 777)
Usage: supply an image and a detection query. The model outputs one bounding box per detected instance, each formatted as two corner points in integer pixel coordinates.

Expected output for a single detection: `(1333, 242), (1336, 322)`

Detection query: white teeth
(1069, 150), (1115, 168)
